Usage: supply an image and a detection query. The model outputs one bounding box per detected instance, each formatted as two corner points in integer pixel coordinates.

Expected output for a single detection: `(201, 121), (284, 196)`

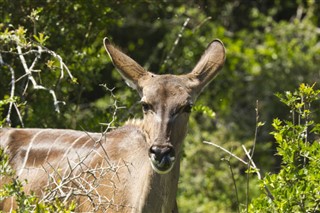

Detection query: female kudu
(0, 37), (225, 212)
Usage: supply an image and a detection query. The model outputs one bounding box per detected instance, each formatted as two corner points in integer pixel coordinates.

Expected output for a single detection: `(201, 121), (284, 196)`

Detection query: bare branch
(13, 103), (24, 127)
(203, 141), (249, 166)
(241, 145), (261, 180)
(204, 140), (274, 201)
(15, 42), (73, 113)
(192, 16), (212, 33)
(161, 17), (190, 70)
(0, 53), (25, 127)
(37, 125), (133, 212)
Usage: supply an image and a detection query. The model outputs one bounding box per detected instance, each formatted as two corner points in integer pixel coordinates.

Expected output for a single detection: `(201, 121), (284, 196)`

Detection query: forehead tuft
(142, 75), (190, 101)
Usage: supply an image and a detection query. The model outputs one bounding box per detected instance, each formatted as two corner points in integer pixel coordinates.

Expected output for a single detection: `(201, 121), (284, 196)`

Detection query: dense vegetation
(1, 0), (319, 212)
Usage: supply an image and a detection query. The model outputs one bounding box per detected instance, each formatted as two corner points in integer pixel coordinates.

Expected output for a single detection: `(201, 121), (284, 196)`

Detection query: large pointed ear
(187, 39), (226, 95)
(103, 37), (148, 90)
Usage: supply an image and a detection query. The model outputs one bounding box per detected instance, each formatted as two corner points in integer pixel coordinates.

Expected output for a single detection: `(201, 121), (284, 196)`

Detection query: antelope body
(0, 37), (225, 212)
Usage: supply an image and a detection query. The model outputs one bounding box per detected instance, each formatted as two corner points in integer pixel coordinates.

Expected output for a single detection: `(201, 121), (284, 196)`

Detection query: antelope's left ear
(186, 39), (226, 95)
(103, 37), (148, 90)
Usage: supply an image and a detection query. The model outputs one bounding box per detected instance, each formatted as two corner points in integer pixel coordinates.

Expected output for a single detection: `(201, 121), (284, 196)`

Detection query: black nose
(148, 145), (176, 174)
(149, 145), (175, 161)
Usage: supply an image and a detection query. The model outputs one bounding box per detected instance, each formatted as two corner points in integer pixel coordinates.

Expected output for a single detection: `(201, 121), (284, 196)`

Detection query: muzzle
(148, 145), (175, 174)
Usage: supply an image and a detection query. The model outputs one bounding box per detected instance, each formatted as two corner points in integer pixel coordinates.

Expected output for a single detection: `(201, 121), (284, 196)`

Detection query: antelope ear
(103, 37), (148, 90)
(187, 39), (226, 95)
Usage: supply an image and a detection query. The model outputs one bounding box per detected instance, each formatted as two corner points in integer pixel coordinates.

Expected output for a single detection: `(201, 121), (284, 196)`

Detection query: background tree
(1, 0), (319, 212)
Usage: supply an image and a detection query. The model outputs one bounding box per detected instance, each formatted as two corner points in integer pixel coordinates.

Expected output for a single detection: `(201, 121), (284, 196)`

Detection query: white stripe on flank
(43, 131), (68, 163)
(58, 133), (88, 165)
(17, 129), (45, 176)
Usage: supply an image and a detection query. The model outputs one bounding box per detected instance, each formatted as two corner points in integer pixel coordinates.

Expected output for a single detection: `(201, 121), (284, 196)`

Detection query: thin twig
(224, 158), (240, 213)
(245, 100), (261, 210)
(0, 53), (15, 126)
(203, 141), (249, 166)
(13, 103), (24, 127)
(161, 17), (190, 71)
(99, 84), (126, 134)
(251, 100), (260, 157)
(242, 145), (274, 200)
(192, 16), (212, 33)
(242, 145), (261, 179)
(203, 141), (274, 201)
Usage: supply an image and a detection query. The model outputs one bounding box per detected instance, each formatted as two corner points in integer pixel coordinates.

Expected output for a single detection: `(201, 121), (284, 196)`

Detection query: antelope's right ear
(103, 37), (148, 90)
(186, 39), (226, 96)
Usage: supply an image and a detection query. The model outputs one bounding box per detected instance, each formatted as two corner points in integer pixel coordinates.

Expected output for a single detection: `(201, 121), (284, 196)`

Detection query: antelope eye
(141, 102), (152, 112)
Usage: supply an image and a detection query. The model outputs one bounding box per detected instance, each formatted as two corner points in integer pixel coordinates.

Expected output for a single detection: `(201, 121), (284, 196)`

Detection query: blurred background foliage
(0, 0), (319, 212)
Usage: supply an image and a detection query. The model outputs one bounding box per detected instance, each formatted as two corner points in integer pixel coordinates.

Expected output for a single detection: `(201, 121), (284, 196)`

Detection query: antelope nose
(149, 145), (175, 174)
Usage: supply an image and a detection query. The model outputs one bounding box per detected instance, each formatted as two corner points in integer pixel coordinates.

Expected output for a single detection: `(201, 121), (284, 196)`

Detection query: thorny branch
(35, 96), (132, 212)
(39, 136), (132, 211)
(99, 84), (126, 135)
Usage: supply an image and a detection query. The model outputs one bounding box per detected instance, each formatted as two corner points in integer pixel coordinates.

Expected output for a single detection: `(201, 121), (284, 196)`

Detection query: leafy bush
(248, 84), (320, 212)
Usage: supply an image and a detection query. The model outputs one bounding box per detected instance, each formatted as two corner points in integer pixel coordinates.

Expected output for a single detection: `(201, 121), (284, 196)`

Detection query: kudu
(0, 37), (225, 212)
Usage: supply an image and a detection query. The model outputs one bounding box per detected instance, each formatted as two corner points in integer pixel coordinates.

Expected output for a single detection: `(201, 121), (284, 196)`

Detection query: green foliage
(1, 1), (319, 212)
(0, 148), (13, 176)
(192, 104), (216, 119)
(248, 84), (320, 212)
(0, 147), (75, 212)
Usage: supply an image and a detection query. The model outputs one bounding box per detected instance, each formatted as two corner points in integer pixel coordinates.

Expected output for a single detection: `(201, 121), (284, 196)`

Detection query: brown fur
(0, 37), (225, 212)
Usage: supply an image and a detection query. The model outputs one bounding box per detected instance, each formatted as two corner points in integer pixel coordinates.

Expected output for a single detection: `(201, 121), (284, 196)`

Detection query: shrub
(248, 83), (320, 212)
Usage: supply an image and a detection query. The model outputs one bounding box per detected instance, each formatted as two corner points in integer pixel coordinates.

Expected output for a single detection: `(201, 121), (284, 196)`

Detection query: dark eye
(183, 103), (193, 113)
(141, 102), (152, 112)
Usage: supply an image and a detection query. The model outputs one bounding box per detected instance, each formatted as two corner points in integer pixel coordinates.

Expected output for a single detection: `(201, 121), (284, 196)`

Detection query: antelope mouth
(148, 145), (175, 174)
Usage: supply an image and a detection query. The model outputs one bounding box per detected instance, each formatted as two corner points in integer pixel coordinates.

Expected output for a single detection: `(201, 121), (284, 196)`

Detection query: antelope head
(104, 38), (225, 174)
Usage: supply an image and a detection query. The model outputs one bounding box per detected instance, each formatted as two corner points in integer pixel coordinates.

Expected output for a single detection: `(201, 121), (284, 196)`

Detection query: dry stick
(162, 17), (190, 70)
(242, 145), (261, 182)
(17, 45), (43, 88)
(203, 141), (249, 166)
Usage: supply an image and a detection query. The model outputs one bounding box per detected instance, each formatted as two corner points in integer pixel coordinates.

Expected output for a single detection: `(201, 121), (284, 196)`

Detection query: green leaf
(33, 32), (49, 45)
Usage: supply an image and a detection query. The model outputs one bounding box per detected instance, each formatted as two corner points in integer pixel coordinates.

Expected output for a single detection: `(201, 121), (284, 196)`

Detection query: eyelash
(172, 104), (193, 116)
(141, 102), (152, 112)
(183, 104), (193, 113)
